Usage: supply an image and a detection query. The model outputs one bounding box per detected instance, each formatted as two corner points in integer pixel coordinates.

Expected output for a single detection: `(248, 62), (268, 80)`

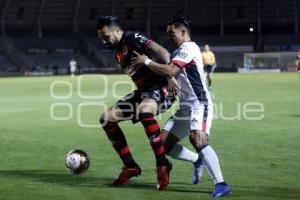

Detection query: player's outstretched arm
(146, 41), (170, 64)
(131, 51), (179, 77)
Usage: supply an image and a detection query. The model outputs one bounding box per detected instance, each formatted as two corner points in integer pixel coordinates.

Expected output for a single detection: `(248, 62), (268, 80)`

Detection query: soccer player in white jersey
(130, 16), (231, 198)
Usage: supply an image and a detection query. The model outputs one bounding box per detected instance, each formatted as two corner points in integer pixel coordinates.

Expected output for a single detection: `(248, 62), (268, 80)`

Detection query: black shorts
(204, 64), (213, 73)
(116, 85), (176, 123)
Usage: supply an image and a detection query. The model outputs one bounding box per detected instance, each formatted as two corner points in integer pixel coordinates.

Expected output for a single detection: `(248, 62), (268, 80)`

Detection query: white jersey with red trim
(171, 41), (212, 105)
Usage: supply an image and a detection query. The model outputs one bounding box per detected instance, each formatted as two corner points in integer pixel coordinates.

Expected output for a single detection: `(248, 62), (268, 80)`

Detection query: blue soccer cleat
(211, 182), (231, 198)
(192, 158), (204, 184)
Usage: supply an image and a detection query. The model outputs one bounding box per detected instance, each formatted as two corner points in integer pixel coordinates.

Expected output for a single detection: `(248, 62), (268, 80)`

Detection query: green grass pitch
(0, 73), (299, 200)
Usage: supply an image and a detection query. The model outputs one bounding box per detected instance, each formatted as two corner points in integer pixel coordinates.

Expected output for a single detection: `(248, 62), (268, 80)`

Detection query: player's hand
(128, 51), (148, 76)
(130, 50), (148, 68)
(167, 77), (181, 97)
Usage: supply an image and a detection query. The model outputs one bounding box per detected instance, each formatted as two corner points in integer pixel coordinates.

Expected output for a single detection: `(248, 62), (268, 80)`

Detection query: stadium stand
(0, 0), (299, 75)
(0, 54), (18, 74)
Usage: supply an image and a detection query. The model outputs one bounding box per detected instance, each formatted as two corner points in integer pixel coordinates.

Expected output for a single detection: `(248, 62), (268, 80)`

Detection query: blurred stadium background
(0, 0), (299, 76)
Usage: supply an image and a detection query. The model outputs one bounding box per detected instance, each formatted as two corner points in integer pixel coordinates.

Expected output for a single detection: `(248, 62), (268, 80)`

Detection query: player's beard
(105, 39), (118, 50)
(105, 43), (117, 50)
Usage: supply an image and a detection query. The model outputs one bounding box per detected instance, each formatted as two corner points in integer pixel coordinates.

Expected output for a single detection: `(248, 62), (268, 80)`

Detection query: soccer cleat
(156, 161), (172, 191)
(192, 158), (205, 185)
(211, 182), (231, 198)
(112, 166), (142, 186)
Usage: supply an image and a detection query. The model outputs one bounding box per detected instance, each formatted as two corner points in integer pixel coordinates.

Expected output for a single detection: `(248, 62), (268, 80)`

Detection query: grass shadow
(124, 181), (210, 194)
(288, 114), (300, 118)
(0, 169), (209, 194)
(0, 169), (111, 187)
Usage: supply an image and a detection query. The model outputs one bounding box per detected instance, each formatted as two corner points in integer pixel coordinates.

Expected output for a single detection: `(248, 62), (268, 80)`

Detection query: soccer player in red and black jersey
(97, 16), (175, 190)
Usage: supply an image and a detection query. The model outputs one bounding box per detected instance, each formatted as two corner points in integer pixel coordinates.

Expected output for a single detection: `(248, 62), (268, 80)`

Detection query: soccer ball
(65, 149), (90, 175)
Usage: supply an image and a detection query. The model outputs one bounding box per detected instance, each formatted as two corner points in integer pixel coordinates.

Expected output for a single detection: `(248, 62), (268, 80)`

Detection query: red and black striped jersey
(115, 31), (167, 90)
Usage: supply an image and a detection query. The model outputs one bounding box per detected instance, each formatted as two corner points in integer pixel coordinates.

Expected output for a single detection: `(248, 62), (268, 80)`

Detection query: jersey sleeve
(127, 32), (153, 51)
(171, 44), (194, 68)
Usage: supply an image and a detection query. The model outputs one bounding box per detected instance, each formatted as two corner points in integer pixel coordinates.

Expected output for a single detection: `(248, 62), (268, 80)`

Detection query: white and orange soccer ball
(65, 149), (90, 175)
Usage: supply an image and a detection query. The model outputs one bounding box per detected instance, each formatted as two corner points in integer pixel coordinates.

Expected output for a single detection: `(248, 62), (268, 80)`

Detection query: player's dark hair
(97, 16), (121, 30)
(168, 11), (192, 34)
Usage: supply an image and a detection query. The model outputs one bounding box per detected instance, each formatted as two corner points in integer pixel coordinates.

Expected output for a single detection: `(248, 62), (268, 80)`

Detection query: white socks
(201, 145), (224, 184)
(167, 143), (225, 185)
(167, 143), (198, 163)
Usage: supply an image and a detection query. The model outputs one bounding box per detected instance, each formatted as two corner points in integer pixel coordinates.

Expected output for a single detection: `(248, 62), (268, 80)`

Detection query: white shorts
(163, 103), (213, 140)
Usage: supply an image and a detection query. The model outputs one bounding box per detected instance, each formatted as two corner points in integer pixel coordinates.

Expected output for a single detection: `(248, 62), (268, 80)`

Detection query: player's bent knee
(137, 106), (156, 115)
(137, 99), (158, 115)
(189, 132), (197, 143)
(99, 108), (112, 124)
(99, 113), (108, 127)
(99, 107), (120, 126)
(189, 130), (209, 151)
